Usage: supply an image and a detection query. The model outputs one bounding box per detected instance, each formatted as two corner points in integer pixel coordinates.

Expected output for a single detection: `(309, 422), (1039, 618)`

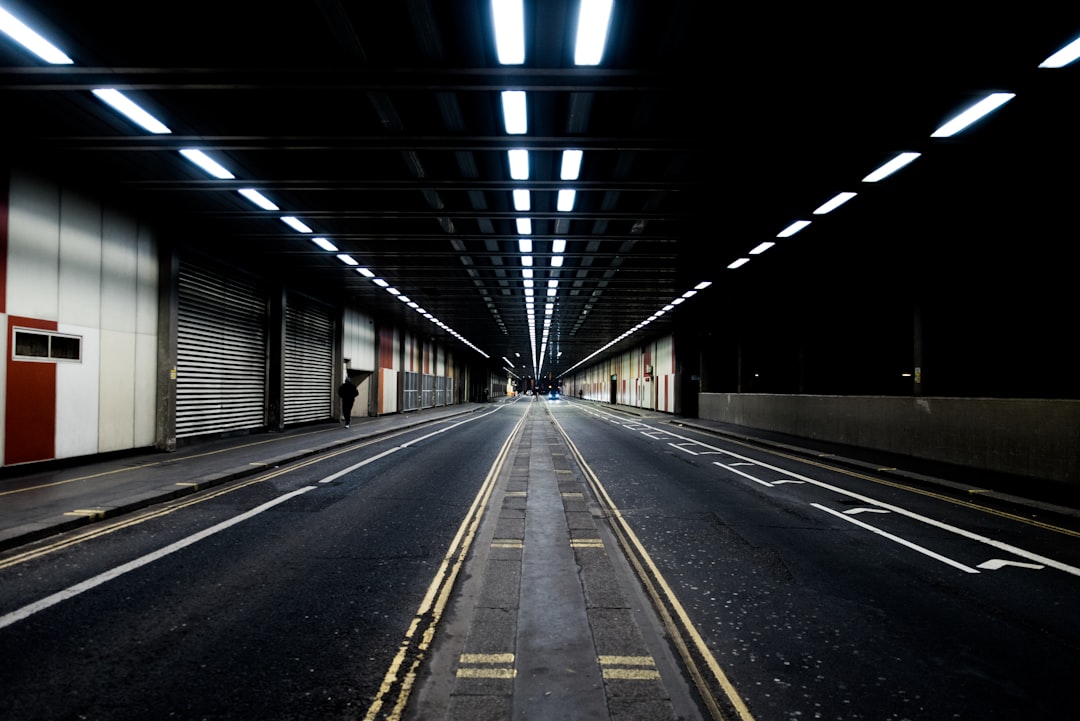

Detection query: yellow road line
(363, 409), (527, 721)
(552, 411), (755, 721)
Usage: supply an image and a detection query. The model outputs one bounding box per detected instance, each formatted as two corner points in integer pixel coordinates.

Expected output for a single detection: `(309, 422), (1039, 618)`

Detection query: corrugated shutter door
(177, 262), (267, 438)
(284, 298), (334, 424)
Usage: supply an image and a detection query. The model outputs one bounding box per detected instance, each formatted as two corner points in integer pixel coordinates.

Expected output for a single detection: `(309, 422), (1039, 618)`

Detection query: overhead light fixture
(238, 188), (278, 210)
(356, 267), (376, 278)
(280, 216), (313, 233)
(93, 89), (172, 134)
(522, 255), (533, 266)
(862, 152), (921, 183)
(560, 150), (583, 180)
(552, 239), (567, 253)
(728, 258), (750, 269)
(551, 256), (564, 267)
(508, 149), (530, 180)
(931, 92), (1015, 138)
(1040, 36), (1080, 68)
(336, 254), (359, 266)
(695, 281), (713, 290)
(574, 0), (614, 66)
(777, 220), (811, 238)
(516, 218), (532, 234)
(373, 278), (390, 287)
(813, 192), (857, 215)
(491, 0), (525, 65)
(518, 238), (533, 253)
(513, 189), (531, 211)
(501, 90), (528, 134)
(557, 189), (576, 212)
(0, 6), (73, 63)
(180, 148), (234, 179)
(311, 237), (338, 252)
(750, 242), (775, 255)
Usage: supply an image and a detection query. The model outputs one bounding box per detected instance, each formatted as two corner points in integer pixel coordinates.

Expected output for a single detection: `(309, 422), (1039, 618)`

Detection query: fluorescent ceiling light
(1040, 36), (1080, 68)
(0, 7), (73, 63)
(862, 152), (921, 183)
(682, 290), (698, 298)
(336, 253), (359, 266)
(238, 188), (278, 210)
(750, 241), (775, 255)
(931, 92), (1015, 138)
(695, 281), (712, 290)
(491, 0), (525, 64)
(777, 220), (811, 238)
(513, 189), (531, 211)
(672, 297), (685, 305)
(560, 150), (583, 180)
(356, 267), (375, 278)
(522, 255), (533, 266)
(574, 0), (614, 65)
(547, 288), (557, 297)
(557, 189), (576, 212)
(728, 258), (750, 269)
(93, 89), (172, 134)
(518, 238), (532, 253)
(280, 216), (312, 233)
(311, 237), (338, 252)
(551, 256), (564, 267)
(516, 218), (532, 234)
(508, 149), (530, 180)
(501, 90), (528, 134)
(387, 287), (401, 295)
(548, 279), (558, 288)
(398, 295), (411, 302)
(373, 278), (390, 287)
(813, 192), (857, 215)
(553, 239), (568, 254)
(180, 148), (234, 179)
(522, 268), (533, 278)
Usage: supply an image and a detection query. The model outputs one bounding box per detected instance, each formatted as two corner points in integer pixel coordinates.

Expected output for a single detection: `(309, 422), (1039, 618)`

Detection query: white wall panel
(100, 208), (138, 332)
(58, 190), (102, 328)
(7, 173), (60, 319)
(342, 306), (376, 371)
(133, 331), (157, 447)
(98, 329), (136, 452)
(135, 225), (158, 336)
(55, 325), (100, 460)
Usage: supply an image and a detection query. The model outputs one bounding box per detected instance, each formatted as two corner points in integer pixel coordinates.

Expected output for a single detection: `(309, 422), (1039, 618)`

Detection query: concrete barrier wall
(698, 394), (1080, 484)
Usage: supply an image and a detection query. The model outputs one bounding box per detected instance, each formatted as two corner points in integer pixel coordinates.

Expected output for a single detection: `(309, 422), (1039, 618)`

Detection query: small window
(12, 329), (82, 362)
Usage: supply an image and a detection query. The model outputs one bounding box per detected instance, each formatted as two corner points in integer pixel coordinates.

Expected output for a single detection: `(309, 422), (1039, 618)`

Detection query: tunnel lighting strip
(0, 4), (490, 360)
(560, 281), (713, 377)
(725, 33), (1080, 273)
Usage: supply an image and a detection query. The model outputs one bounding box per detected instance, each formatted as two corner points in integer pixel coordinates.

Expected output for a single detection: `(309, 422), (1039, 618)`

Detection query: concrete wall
(698, 393), (1080, 484)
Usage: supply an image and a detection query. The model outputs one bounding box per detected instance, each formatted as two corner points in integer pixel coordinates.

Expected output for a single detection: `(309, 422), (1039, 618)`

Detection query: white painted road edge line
(0, 486), (318, 631)
(812, 502), (981, 574)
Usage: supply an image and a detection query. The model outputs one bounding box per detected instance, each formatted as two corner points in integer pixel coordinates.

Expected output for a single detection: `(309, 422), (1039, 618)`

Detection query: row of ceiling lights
(729, 35), (1080, 270)
(0, 3), (493, 357)
(491, 0), (717, 382)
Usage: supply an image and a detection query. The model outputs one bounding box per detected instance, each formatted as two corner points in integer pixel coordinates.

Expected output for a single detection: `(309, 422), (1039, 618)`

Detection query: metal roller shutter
(177, 261), (268, 438)
(284, 297), (334, 424)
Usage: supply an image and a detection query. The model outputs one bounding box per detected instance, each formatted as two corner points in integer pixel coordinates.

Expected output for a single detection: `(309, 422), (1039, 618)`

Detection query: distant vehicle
(548, 389), (559, 400)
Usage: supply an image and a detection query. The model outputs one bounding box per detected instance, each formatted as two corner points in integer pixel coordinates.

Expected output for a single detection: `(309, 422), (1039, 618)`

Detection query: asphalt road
(550, 401), (1080, 720)
(0, 404), (526, 721)
(3, 398), (1079, 721)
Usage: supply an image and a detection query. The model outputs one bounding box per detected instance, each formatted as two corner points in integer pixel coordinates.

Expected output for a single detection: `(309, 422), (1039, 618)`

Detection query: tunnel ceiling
(1, 2), (1078, 379)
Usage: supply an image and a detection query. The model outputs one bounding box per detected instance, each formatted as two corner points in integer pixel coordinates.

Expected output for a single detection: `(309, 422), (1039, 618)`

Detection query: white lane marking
(592, 414), (1080, 578)
(978, 559), (1045, 571)
(0, 486), (317, 631)
(670, 443), (700, 456)
(772, 479), (806, 486)
(320, 408), (501, 484)
(813, 502), (981, 574)
(714, 462), (773, 488)
(845, 508), (890, 515)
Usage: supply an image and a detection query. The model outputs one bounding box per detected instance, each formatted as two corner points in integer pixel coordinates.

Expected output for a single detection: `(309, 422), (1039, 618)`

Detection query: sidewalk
(0, 402), (488, 551)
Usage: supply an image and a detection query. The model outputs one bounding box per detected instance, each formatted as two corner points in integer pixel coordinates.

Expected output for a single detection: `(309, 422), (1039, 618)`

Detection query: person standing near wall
(338, 376), (359, 428)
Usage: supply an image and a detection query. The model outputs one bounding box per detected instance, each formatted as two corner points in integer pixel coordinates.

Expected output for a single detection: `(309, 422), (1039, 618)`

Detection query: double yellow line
(362, 410), (527, 721)
(549, 411), (757, 721)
